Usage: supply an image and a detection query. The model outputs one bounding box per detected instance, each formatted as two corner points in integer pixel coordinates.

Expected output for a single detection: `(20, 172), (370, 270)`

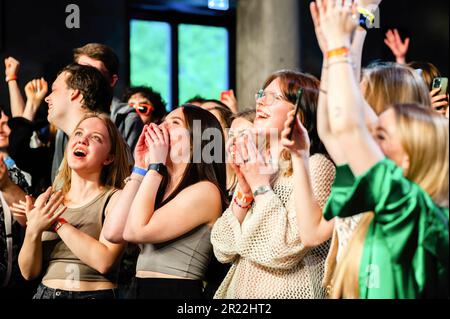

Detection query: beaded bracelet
(233, 197), (252, 210)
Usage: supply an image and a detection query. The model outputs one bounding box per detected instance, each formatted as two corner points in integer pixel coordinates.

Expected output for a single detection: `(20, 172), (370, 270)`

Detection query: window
(130, 20), (172, 109)
(128, 3), (235, 110)
(178, 24), (229, 105)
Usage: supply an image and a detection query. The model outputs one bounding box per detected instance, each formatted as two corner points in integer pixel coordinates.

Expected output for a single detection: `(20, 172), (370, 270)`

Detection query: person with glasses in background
(122, 86), (168, 125)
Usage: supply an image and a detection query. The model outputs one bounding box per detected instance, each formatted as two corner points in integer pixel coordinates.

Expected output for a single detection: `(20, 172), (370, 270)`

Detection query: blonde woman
(211, 70), (335, 299)
(17, 114), (130, 299)
(291, 0), (448, 299)
(362, 63), (432, 115)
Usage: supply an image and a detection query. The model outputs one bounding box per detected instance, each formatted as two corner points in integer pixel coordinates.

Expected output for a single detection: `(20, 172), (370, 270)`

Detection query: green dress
(324, 159), (449, 299)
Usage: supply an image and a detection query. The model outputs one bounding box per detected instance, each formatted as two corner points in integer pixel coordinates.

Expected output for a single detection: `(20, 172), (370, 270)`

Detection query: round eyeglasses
(255, 89), (285, 106)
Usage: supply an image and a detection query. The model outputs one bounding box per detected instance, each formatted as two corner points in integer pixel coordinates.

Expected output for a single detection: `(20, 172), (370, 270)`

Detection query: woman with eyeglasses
(210, 70), (336, 299)
(122, 86), (168, 125)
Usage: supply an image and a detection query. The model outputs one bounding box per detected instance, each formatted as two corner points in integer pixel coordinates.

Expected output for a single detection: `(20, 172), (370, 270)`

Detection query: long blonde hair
(330, 103), (449, 298)
(329, 213), (374, 299)
(394, 103), (449, 207)
(53, 113), (131, 195)
(362, 63), (432, 115)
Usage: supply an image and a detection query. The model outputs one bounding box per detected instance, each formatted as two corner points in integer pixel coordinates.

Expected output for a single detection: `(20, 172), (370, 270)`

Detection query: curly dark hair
(60, 63), (112, 114)
(122, 86), (168, 124)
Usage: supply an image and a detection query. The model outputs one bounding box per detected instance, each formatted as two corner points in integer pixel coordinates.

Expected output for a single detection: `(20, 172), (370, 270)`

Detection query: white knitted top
(211, 154), (336, 299)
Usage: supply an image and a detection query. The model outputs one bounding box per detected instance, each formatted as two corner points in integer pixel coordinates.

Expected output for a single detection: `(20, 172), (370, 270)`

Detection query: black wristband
(148, 163), (167, 177)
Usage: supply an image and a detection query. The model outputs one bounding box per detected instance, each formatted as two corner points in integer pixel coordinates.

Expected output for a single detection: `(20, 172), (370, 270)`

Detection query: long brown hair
(155, 105), (228, 210)
(262, 70), (331, 176)
(53, 113), (131, 194)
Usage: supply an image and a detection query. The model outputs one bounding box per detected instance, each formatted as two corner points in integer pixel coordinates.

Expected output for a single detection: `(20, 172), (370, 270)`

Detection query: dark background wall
(300, 0), (449, 78)
(0, 0), (128, 116)
(0, 0), (448, 114)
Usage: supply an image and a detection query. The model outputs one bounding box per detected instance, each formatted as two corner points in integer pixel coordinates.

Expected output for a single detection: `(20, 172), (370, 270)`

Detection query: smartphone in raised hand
(288, 88), (303, 141)
(432, 77), (449, 96)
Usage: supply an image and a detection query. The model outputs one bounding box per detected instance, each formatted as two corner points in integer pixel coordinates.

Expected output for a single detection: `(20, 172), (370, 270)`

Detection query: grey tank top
(41, 188), (119, 282)
(136, 224), (213, 280)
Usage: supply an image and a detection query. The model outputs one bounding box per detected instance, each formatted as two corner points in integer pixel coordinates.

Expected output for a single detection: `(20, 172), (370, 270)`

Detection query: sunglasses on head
(129, 102), (154, 116)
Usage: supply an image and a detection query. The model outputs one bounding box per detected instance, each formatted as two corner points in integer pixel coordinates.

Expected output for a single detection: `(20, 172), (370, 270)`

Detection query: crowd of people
(0, 0), (448, 299)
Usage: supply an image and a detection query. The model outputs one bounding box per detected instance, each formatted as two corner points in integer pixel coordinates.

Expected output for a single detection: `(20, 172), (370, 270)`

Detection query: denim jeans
(33, 283), (117, 299)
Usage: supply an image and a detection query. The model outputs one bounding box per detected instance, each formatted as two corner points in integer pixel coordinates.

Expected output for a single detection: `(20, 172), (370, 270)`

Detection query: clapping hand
(24, 187), (66, 234)
(233, 132), (274, 194)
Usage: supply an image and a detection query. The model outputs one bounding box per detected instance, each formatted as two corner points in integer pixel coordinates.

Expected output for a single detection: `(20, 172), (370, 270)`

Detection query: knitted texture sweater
(211, 154), (336, 299)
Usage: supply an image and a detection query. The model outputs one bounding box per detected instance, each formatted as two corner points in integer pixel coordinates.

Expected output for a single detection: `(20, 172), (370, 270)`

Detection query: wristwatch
(253, 185), (272, 197)
(148, 163), (167, 177)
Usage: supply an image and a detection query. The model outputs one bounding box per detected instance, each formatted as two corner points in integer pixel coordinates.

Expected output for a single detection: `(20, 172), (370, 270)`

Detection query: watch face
(148, 163), (167, 176)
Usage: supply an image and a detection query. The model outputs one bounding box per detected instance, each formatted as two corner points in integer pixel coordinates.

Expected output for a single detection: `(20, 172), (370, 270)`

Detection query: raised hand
(134, 125), (151, 169)
(25, 78), (48, 104)
(310, 1), (328, 55)
(356, 0), (382, 10)
(4, 57), (20, 81)
(281, 110), (311, 159)
(221, 90), (238, 114)
(144, 123), (170, 164)
(430, 88), (449, 117)
(318, 0), (359, 50)
(25, 187), (66, 235)
(384, 29), (410, 64)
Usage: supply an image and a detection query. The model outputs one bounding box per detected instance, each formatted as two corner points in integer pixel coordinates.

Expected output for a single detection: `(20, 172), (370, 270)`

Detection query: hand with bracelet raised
(317, 0), (359, 57)
(4, 56), (20, 83)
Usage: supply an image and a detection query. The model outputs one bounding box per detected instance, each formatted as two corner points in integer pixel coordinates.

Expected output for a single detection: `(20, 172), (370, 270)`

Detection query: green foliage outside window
(130, 20), (229, 109)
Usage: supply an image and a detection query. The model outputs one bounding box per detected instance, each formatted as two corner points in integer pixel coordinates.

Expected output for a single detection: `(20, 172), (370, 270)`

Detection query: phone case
(432, 77), (448, 96)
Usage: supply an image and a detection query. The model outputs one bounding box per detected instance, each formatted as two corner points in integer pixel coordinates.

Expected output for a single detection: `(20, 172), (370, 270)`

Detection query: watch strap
(253, 185), (272, 197)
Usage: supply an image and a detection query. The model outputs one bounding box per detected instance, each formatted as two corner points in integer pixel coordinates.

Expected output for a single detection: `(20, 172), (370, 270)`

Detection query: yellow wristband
(358, 7), (376, 25)
(327, 47), (350, 59)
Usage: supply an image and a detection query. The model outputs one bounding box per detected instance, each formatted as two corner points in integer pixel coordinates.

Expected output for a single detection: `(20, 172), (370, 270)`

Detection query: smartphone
(432, 77), (449, 96)
(288, 88), (303, 140)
